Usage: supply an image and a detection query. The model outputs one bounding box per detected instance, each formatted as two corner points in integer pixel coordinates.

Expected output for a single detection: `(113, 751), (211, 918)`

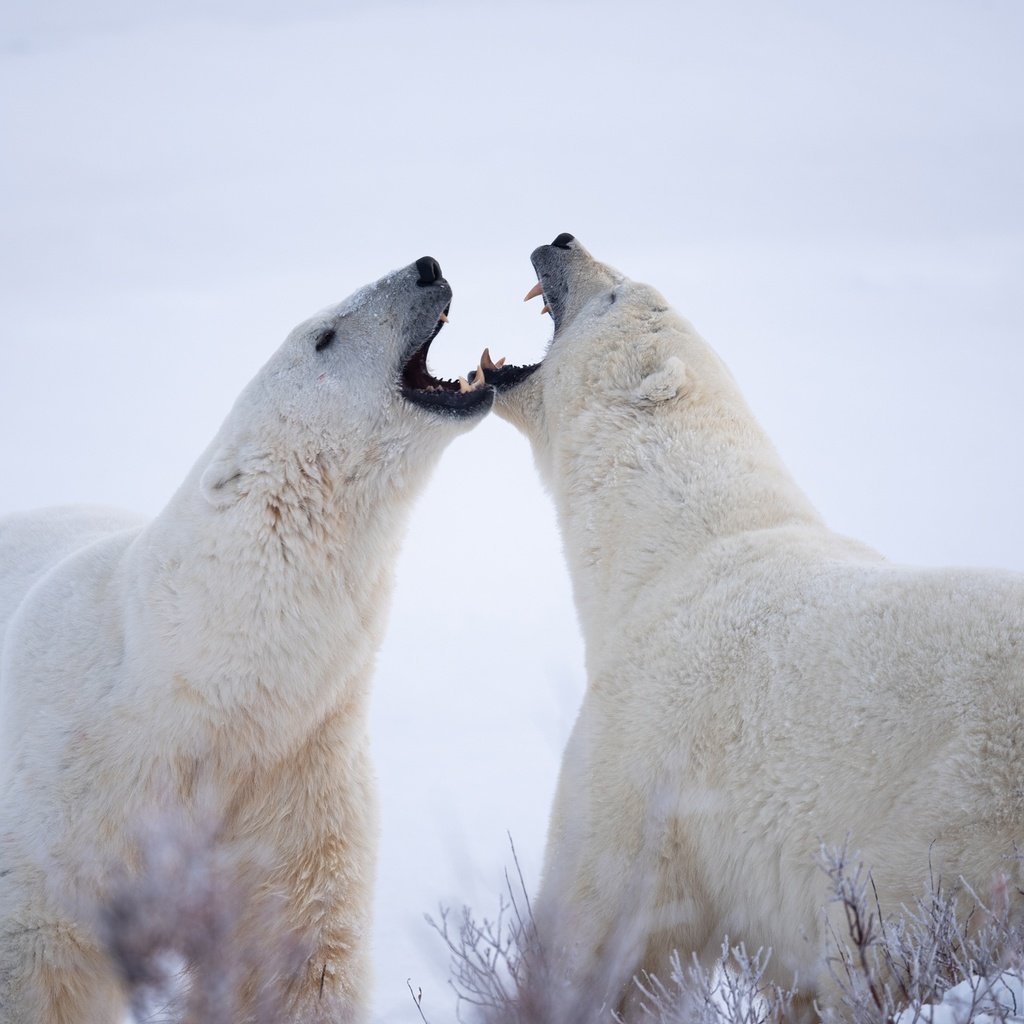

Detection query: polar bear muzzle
(399, 257), (495, 418)
(526, 231), (580, 334)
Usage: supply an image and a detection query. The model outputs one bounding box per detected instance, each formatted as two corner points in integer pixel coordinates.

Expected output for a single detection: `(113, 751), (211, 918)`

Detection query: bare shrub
(423, 839), (791, 1024)
(96, 805), (307, 1024)
(424, 837), (558, 1024)
(634, 945), (794, 1024)
(426, 841), (1024, 1024)
(820, 842), (1024, 1024)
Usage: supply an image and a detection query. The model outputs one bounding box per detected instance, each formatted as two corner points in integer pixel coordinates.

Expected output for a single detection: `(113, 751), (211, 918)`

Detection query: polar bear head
(197, 257), (493, 515)
(475, 234), (819, 632)
(476, 234), (734, 486)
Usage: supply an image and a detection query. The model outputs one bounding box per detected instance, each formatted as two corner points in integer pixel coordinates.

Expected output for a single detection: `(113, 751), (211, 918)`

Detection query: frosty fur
(0, 261), (488, 1023)
(493, 237), (1024, 1017)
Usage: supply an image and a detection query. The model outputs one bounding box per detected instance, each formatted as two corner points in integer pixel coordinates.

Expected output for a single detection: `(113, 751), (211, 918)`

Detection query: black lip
(401, 381), (495, 416)
(474, 361), (541, 391)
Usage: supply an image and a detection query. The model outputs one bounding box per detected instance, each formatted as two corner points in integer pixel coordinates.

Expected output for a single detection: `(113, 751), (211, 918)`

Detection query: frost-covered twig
(821, 842), (1024, 1024)
(431, 839), (1024, 1024)
(428, 840), (793, 1024)
(97, 805), (307, 1023)
(635, 943), (794, 1024)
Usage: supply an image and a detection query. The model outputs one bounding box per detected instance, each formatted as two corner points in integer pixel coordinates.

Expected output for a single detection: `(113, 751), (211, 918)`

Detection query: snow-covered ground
(895, 973), (1024, 1024)
(2, 2), (1023, 1020)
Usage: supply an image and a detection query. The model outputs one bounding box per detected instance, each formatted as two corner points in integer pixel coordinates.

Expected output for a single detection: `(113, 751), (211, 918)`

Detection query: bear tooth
(438, 312), (448, 323)
(541, 304), (551, 316)
(524, 282), (544, 302)
(479, 349), (508, 372)
(457, 377), (471, 394)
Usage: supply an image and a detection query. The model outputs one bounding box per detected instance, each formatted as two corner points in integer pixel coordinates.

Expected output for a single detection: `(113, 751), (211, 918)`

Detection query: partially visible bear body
(0, 257), (493, 1023)
(482, 235), (1024, 1018)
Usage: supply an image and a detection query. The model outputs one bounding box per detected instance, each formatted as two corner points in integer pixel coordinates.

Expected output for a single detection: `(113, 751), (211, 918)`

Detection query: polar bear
(476, 234), (1024, 1017)
(0, 256), (493, 1024)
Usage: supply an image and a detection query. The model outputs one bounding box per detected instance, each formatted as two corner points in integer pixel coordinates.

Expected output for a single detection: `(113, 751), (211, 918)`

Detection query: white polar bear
(0, 256), (493, 1024)
(478, 234), (1024, 1017)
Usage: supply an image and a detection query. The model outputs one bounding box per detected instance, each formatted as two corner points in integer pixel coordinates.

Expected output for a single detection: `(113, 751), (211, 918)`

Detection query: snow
(2, 2), (1023, 1020)
(895, 973), (1024, 1024)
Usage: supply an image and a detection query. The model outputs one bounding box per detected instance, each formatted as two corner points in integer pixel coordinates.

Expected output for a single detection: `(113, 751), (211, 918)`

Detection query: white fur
(0, 263), (485, 1023)
(495, 240), (1024, 1015)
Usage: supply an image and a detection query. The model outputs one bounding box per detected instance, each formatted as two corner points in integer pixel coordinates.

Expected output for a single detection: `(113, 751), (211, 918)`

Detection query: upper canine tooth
(524, 282), (544, 302)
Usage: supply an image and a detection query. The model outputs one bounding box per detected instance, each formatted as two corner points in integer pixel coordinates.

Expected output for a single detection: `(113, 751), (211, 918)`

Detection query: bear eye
(314, 328), (336, 353)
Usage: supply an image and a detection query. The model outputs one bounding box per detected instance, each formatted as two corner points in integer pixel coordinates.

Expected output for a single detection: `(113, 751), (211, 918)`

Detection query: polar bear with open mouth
(476, 234), (1024, 1017)
(0, 257), (493, 1023)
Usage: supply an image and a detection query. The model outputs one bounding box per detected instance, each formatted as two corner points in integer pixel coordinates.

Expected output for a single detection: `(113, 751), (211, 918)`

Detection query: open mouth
(465, 284), (546, 393)
(399, 299), (495, 417)
(466, 233), (576, 392)
(464, 286), (547, 389)
(464, 273), (549, 391)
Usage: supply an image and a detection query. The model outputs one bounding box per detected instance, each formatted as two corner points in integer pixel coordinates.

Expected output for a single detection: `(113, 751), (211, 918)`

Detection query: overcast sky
(2, 2), (1023, 1019)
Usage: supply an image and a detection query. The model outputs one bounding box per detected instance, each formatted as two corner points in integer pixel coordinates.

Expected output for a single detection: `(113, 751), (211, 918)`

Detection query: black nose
(416, 256), (443, 286)
(551, 232), (575, 249)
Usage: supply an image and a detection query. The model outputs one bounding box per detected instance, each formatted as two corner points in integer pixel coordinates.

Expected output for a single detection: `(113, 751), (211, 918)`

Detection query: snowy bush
(423, 841), (1024, 1024)
(95, 825), (1023, 1023)
(821, 842), (1024, 1024)
(98, 806), (306, 1024)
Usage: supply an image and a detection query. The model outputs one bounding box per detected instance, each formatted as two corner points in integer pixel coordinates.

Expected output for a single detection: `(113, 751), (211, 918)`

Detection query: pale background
(2, 2), (1022, 1020)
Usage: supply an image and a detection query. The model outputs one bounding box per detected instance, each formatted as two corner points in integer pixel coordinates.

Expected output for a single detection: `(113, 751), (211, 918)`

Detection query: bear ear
(633, 357), (690, 406)
(200, 447), (251, 509)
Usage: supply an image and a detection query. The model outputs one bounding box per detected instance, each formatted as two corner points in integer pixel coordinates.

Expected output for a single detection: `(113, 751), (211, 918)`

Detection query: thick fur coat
(0, 259), (492, 1023)
(491, 236), (1024, 1015)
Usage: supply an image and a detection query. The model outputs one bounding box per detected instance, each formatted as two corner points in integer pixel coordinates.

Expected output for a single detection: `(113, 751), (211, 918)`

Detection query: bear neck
(547, 395), (824, 636)
(125, 444), (426, 751)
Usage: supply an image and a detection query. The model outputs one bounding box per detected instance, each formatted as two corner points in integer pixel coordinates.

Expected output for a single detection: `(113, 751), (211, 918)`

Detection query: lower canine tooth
(480, 349), (507, 372)
(541, 304), (551, 316)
